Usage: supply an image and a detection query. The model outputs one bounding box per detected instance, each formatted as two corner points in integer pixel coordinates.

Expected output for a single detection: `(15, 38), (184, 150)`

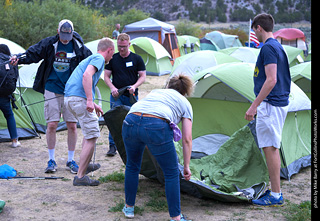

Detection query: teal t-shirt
(64, 53), (105, 100)
(45, 41), (74, 94)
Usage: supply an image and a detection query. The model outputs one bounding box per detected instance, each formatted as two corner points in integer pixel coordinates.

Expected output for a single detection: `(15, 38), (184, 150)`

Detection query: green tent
(305, 43), (311, 61)
(0, 91), (39, 141)
(219, 47), (260, 63)
(104, 105), (268, 203)
(104, 62), (310, 202)
(85, 39), (118, 54)
(220, 46), (304, 67)
(290, 61), (311, 99)
(130, 37), (173, 76)
(2, 61), (111, 137)
(177, 35), (200, 56)
(192, 62), (311, 179)
(170, 50), (239, 79)
(282, 45), (304, 67)
(200, 31), (242, 51)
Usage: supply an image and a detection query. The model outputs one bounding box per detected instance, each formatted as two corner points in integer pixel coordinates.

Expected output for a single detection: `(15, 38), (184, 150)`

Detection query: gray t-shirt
(112, 30), (120, 39)
(128, 89), (193, 124)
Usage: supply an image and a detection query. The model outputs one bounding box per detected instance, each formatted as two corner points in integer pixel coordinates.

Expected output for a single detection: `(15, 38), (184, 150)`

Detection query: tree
(0, 0), (149, 48)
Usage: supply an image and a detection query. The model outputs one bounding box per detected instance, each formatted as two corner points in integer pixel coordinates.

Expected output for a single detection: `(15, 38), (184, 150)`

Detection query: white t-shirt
(128, 89), (193, 124)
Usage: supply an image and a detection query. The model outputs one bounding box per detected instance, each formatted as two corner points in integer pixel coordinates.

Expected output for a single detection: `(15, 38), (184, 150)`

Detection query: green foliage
(175, 19), (202, 37)
(230, 7), (255, 22)
(0, 0), (149, 48)
(145, 189), (168, 212)
(283, 200), (311, 221)
(98, 171), (125, 183)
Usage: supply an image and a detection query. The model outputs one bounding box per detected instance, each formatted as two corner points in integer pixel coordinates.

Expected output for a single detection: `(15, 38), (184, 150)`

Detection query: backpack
(0, 54), (18, 97)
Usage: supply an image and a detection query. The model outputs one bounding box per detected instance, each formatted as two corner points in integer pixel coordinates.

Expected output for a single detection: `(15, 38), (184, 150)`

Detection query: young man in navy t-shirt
(245, 13), (291, 207)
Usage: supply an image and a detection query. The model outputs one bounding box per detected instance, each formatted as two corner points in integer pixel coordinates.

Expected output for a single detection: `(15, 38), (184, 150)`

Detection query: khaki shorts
(256, 101), (288, 149)
(64, 96), (100, 139)
(44, 90), (77, 123)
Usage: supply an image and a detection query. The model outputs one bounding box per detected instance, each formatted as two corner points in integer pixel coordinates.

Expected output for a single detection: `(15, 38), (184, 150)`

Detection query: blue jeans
(109, 94), (138, 146)
(0, 96), (18, 140)
(122, 113), (180, 217)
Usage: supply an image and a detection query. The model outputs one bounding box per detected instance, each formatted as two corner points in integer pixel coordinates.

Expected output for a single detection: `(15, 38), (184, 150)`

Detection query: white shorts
(256, 101), (288, 149)
(64, 96), (100, 139)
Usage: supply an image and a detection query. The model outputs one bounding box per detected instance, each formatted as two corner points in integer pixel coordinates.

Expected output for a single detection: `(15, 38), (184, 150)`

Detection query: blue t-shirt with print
(254, 38), (291, 107)
(46, 41), (74, 94)
(64, 53), (105, 100)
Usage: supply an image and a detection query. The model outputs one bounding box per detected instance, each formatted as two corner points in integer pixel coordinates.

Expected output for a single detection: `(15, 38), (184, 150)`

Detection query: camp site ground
(0, 75), (312, 221)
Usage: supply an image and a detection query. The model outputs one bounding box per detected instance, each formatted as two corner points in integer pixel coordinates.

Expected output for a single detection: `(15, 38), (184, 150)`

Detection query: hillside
(83, 0), (311, 23)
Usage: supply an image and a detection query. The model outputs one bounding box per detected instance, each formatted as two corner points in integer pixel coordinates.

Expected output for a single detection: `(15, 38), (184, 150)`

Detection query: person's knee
(47, 121), (58, 132)
(163, 167), (179, 180)
(67, 122), (77, 133)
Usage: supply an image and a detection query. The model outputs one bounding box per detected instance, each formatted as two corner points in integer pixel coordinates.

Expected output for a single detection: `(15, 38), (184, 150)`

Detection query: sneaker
(66, 160), (79, 174)
(252, 190), (284, 207)
(106, 145), (117, 157)
(170, 214), (192, 221)
(122, 205), (134, 218)
(0, 199), (5, 213)
(11, 141), (21, 148)
(45, 159), (57, 173)
(73, 175), (100, 186)
(85, 163), (101, 174)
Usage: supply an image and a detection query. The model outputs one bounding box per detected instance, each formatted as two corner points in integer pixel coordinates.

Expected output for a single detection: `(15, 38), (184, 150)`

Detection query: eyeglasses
(118, 45), (129, 49)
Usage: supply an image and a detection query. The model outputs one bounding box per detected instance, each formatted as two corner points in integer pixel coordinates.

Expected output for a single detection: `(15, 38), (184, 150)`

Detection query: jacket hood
(0, 53), (10, 61)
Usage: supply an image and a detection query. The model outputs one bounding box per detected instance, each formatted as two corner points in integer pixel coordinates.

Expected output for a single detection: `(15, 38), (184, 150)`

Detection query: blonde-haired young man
(64, 37), (115, 186)
(104, 33), (146, 156)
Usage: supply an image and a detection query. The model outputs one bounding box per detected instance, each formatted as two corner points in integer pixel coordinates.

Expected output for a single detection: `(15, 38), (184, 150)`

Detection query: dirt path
(0, 75), (311, 220)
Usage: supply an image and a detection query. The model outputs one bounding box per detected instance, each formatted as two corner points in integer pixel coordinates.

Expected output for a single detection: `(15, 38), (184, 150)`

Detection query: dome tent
(130, 37), (172, 76)
(123, 18), (180, 63)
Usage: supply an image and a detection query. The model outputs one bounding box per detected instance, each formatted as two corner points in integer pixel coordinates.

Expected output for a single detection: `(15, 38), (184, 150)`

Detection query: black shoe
(106, 145), (117, 157)
(85, 163), (101, 174)
(73, 175), (100, 186)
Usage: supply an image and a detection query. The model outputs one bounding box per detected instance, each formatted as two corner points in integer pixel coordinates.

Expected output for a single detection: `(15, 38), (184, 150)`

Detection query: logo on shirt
(53, 51), (71, 72)
(254, 66), (259, 77)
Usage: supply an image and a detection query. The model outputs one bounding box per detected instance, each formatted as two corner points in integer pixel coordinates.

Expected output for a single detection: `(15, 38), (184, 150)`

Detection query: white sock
(68, 150), (75, 162)
(48, 149), (55, 161)
(270, 191), (281, 199)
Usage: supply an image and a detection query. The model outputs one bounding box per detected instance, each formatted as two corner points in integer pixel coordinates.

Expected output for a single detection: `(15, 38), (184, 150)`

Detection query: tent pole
(20, 95), (41, 139)
(248, 19), (251, 48)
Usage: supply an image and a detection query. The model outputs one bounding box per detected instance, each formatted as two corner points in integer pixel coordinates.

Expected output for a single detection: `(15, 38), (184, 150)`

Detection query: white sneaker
(11, 141), (21, 148)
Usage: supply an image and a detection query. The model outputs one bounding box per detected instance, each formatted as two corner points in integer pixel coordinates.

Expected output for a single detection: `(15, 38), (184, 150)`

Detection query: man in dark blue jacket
(12, 19), (92, 174)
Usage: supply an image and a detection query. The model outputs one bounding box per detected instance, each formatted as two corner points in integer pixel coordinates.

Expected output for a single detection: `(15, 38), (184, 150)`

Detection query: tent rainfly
(123, 18), (180, 63)
(273, 28), (307, 51)
(130, 37), (172, 76)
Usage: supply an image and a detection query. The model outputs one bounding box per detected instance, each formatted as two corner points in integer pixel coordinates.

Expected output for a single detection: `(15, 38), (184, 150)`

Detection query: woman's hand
(183, 166), (192, 181)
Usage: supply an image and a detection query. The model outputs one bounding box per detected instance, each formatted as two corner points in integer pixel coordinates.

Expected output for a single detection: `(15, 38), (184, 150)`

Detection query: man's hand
(86, 100), (95, 113)
(111, 87), (119, 98)
(127, 85), (136, 94)
(94, 103), (103, 117)
(245, 104), (257, 121)
(9, 55), (19, 66)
